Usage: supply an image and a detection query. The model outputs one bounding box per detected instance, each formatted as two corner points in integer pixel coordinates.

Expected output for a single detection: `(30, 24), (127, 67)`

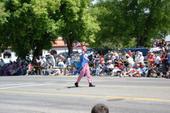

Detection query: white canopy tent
(165, 35), (170, 42)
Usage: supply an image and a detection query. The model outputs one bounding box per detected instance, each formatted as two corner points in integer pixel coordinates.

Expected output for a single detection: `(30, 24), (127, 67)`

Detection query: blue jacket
(77, 53), (89, 72)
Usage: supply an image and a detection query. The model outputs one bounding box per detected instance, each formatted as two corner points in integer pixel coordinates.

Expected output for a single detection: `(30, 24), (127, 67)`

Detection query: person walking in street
(74, 45), (95, 87)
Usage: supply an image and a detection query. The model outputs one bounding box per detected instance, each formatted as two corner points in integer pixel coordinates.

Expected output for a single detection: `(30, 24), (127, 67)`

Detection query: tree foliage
(0, 0), (100, 58)
(92, 0), (170, 48)
(1, 0), (61, 59)
(0, 0), (170, 59)
(0, 0), (9, 52)
(59, 0), (100, 56)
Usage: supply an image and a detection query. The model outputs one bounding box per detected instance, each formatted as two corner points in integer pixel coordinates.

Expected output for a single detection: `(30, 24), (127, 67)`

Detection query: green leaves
(0, 0), (100, 58)
(1, 0), (61, 58)
(0, 1), (8, 24)
(59, 0), (100, 55)
(0, 1), (9, 52)
(93, 0), (170, 48)
(1, 0), (169, 58)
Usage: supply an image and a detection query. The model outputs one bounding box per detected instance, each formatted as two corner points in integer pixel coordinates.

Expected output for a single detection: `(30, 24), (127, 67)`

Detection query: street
(0, 76), (170, 113)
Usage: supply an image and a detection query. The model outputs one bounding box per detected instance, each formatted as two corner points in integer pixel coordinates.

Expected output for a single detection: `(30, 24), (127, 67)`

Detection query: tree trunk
(66, 38), (73, 57)
(136, 35), (145, 47)
(32, 46), (42, 62)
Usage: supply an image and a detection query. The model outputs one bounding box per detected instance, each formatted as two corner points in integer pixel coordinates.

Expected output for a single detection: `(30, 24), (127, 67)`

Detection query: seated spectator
(0, 59), (4, 67)
(102, 60), (113, 75)
(91, 103), (109, 113)
(95, 64), (103, 76)
(106, 60), (114, 70)
(125, 54), (135, 67)
(100, 55), (105, 65)
(58, 59), (65, 68)
(112, 60), (125, 76)
(135, 51), (144, 65)
(147, 52), (156, 67)
(136, 62), (148, 77)
(125, 65), (141, 77)
(127, 50), (133, 57)
(26, 63), (34, 75)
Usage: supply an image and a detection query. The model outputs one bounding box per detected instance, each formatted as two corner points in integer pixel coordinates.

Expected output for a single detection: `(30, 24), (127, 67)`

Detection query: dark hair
(91, 104), (109, 113)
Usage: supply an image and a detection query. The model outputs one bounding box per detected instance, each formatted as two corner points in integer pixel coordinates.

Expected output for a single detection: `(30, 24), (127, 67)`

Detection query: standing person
(160, 52), (168, 75)
(74, 45), (95, 87)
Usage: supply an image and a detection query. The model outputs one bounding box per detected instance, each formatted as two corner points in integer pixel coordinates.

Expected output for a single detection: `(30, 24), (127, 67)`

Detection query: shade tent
(165, 35), (170, 42)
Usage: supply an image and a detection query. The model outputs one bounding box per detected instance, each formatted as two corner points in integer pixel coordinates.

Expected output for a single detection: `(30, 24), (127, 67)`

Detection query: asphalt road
(0, 75), (170, 113)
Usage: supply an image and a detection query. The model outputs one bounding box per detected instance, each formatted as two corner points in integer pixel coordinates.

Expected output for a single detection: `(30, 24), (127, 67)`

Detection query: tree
(92, 0), (170, 48)
(121, 0), (170, 47)
(0, 0), (9, 52)
(2, 0), (61, 59)
(91, 0), (136, 48)
(59, 0), (100, 56)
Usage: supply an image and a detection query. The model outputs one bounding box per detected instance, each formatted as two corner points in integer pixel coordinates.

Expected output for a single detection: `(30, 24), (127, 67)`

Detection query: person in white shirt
(155, 54), (161, 67)
(126, 54), (135, 67)
(135, 51), (144, 65)
(106, 60), (114, 69)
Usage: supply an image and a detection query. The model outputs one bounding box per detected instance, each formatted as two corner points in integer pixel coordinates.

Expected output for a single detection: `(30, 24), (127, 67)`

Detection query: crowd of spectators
(0, 39), (169, 77)
(88, 39), (169, 77)
(0, 58), (28, 75)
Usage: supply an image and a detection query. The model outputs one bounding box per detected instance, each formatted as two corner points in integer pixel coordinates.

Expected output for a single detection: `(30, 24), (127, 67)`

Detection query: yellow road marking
(107, 96), (170, 103)
(0, 89), (170, 103)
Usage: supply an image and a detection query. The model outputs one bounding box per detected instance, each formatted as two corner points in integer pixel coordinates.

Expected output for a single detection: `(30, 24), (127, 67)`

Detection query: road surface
(0, 76), (170, 113)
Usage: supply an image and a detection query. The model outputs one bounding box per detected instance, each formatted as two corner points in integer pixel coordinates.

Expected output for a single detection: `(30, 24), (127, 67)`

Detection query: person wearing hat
(74, 45), (95, 87)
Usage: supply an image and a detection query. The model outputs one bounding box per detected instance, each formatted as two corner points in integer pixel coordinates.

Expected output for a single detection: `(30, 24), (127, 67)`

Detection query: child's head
(91, 104), (109, 113)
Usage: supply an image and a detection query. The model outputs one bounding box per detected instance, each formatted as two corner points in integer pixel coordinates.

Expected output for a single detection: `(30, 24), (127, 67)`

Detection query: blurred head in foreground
(91, 104), (109, 113)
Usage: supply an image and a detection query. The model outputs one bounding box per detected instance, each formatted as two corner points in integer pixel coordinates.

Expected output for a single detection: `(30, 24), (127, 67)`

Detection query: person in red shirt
(127, 50), (133, 57)
(161, 52), (168, 63)
(147, 52), (155, 67)
(100, 54), (105, 65)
